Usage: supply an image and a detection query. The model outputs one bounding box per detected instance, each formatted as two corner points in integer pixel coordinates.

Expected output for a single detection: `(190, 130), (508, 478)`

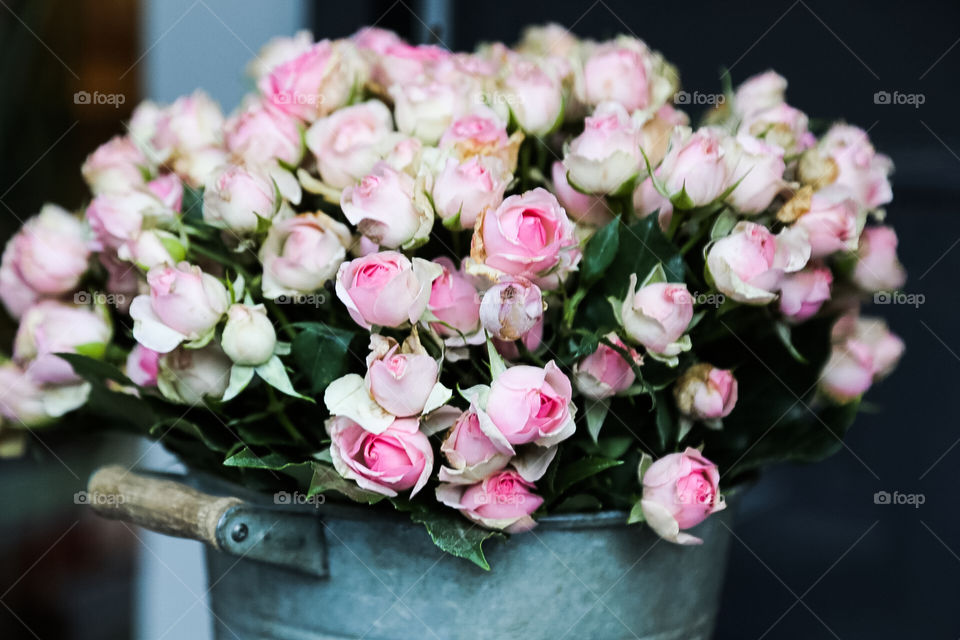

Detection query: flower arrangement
(0, 24), (906, 568)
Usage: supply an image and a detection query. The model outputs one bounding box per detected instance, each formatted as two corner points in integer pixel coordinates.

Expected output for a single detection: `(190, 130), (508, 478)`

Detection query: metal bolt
(231, 522), (248, 543)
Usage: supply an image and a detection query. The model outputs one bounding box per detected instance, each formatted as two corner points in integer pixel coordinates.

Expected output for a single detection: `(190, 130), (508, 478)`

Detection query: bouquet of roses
(0, 23), (906, 567)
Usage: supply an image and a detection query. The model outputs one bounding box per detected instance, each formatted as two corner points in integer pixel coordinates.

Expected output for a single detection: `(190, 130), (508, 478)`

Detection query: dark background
(1, 1), (957, 638)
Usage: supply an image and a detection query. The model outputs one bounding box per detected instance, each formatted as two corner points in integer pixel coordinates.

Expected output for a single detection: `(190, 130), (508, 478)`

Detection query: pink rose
(432, 155), (509, 229)
(493, 315), (544, 361)
(472, 187), (579, 288)
(351, 26), (404, 57)
(259, 40), (361, 121)
(779, 266), (833, 322)
(389, 77), (471, 144)
(518, 23), (581, 58)
(818, 124), (893, 210)
(439, 407), (512, 484)
(632, 175), (673, 231)
(156, 344), (231, 404)
(170, 146), (229, 188)
(739, 102), (814, 155)
(501, 59), (564, 136)
(479, 277), (543, 341)
(792, 187), (860, 258)
(639, 104), (690, 167)
(428, 257), (481, 337)
(82, 135), (149, 195)
(551, 161), (613, 226)
(620, 278), (694, 356)
(117, 229), (185, 270)
(0, 362), (53, 426)
(260, 212), (352, 299)
(86, 189), (176, 251)
(563, 102), (643, 195)
(641, 448), (725, 545)
(146, 174), (184, 211)
(439, 106), (520, 172)
(99, 253), (141, 315)
(326, 415), (433, 497)
(365, 337), (439, 417)
(341, 162), (430, 248)
(573, 333), (641, 399)
(436, 470), (544, 533)
(0, 205), (89, 299)
(202, 164), (277, 232)
(224, 101), (302, 166)
(304, 100), (396, 189)
(706, 221), (810, 304)
(247, 30), (314, 80)
(673, 364), (738, 421)
(126, 344), (160, 387)
(724, 134), (786, 214)
(335, 251), (442, 329)
(130, 263), (229, 353)
(583, 43), (650, 111)
(486, 361), (575, 447)
(151, 90), (224, 159)
(14, 301), (112, 385)
(733, 70), (787, 117)
(853, 226), (906, 292)
(373, 42), (450, 87)
(659, 127), (731, 207)
(820, 314), (904, 402)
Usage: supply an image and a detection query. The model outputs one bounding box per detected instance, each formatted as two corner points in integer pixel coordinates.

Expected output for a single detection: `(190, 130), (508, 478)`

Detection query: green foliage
(392, 498), (504, 571)
(290, 322), (357, 395)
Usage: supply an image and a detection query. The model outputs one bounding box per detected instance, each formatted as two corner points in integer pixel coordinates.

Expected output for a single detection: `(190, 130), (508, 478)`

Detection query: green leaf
(773, 321), (809, 364)
(392, 498), (504, 571)
(579, 217), (620, 287)
(309, 462), (385, 504)
(149, 418), (233, 453)
(222, 365), (255, 402)
(655, 392), (675, 450)
(223, 447), (304, 471)
(710, 208), (739, 240)
(182, 185), (204, 220)
(627, 499), (645, 524)
(486, 336), (507, 379)
(585, 398), (610, 443)
(55, 353), (133, 387)
(554, 456), (624, 496)
(291, 322), (356, 395)
(255, 355), (312, 401)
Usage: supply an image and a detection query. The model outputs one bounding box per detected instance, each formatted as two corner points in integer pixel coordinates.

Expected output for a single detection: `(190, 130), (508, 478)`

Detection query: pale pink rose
(739, 102), (814, 155)
(126, 344), (160, 387)
(620, 278), (694, 356)
(327, 415), (433, 497)
(428, 257), (481, 337)
(304, 100), (396, 189)
(156, 344), (231, 404)
(82, 135), (149, 194)
(725, 134), (786, 214)
(639, 104), (690, 167)
(247, 30), (314, 80)
(792, 187), (860, 258)
(821, 314), (904, 401)
(433, 155), (508, 229)
(733, 70), (787, 117)
(1, 205), (89, 298)
(438, 106), (519, 172)
(518, 23), (581, 58)
(493, 314), (544, 361)
(573, 333), (641, 399)
(171, 146), (230, 188)
(439, 407), (512, 484)
(0, 362), (53, 426)
(86, 189), (175, 251)
(221, 304), (277, 366)
(563, 102), (642, 195)
(583, 42), (650, 111)
(486, 361), (575, 447)
(0, 259), (39, 319)
(551, 161), (613, 226)
(128, 101), (164, 153)
(351, 26), (404, 56)
(479, 277), (543, 341)
(129, 263), (229, 353)
(641, 448), (725, 545)
(706, 221), (811, 304)
(633, 175), (673, 231)
(501, 59), (564, 136)
(674, 364), (738, 420)
(146, 174), (184, 211)
(335, 251), (442, 329)
(14, 301), (112, 385)
(373, 42), (450, 87)
(436, 470), (544, 533)
(389, 77), (471, 144)
(260, 212), (352, 299)
(819, 124), (893, 210)
(117, 229), (185, 269)
(202, 164), (277, 232)
(659, 127), (731, 206)
(853, 226), (906, 292)
(224, 101), (302, 166)
(151, 90), (224, 159)
(779, 266), (833, 322)
(341, 162), (427, 248)
(259, 40), (359, 121)
(472, 187), (579, 288)
(99, 253), (141, 314)
(365, 340), (439, 417)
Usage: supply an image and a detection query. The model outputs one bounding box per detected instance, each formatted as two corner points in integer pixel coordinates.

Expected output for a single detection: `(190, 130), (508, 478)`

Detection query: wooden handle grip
(87, 465), (242, 548)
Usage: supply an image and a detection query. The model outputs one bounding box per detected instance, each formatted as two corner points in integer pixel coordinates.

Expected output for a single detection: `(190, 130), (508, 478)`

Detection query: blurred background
(0, 0), (956, 638)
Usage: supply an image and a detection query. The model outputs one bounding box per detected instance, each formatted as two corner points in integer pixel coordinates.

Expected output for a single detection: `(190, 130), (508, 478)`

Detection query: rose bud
(259, 39), (361, 121)
(820, 314), (904, 402)
(436, 470), (544, 533)
(326, 415), (433, 497)
(486, 361), (576, 447)
(640, 448), (725, 545)
(82, 135), (149, 195)
(551, 161), (613, 227)
(202, 164), (277, 232)
(573, 333), (641, 399)
(724, 134), (786, 214)
(706, 221), (811, 305)
(365, 335), (439, 417)
(372, 42), (450, 88)
(479, 277), (544, 341)
(493, 314), (544, 361)
(500, 59), (564, 136)
(389, 78), (470, 145)
(738, 102), (814, 155)
(260, 212), (352, 300)
(518, 23), (580, 57)
(674, 363), (738, 421)
(86, 189), (176, 251)
(351, 26), (404, 57)
(0, 362), (54, 427)
(150, 90), (224, 160)
(852, 226), (906, 292)
(779, 266), (833, 322)
(146, 174), (184, 211)
(117, 229), (186, 270)
(14, 301), (112, 385)
(99, 253), (140, 315)
(439, 407), (512, 484)
(638, 104), (690, 168)
(733, 70), (787, 117)
(428, 257), (481, 338)
(126, 344), (160, 387)
(472, 187), (579, 288)
(341, 162), (431, 248)
(1, 205), (89, 300)
(620, 276), (693, 357)
(563, 102), (643, 196)
(658, 127), (731, 207)
(632, 175), (673, 231)
(791, 187), (860, 258)
(815, 124), (893, 210)
(171, 146), (230, 188)
(224, 100), (303, 167)
(582, 41), (651, 111)
(247, 30), (314, 80)
(432, 155), (509, 230)
(130, 263), (230, 353)
(439, 106), (520, 172)
(221, 304), (277, 366)
(335, 251), (443, 329)
(304, 100), (397, 189)
(156, 344), (232, 405)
